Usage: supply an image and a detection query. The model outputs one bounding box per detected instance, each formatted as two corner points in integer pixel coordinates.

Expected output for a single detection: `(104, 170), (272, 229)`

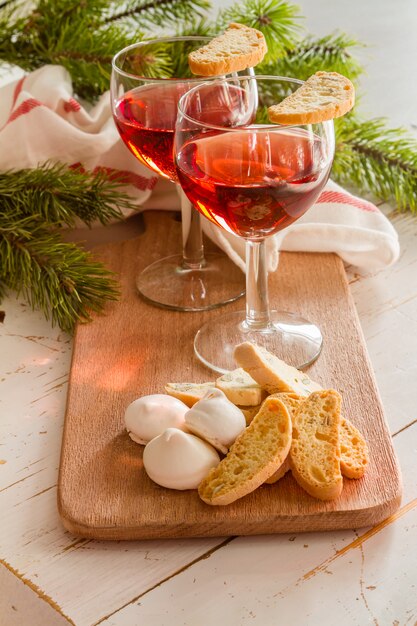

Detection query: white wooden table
(1, 1), (417, 624)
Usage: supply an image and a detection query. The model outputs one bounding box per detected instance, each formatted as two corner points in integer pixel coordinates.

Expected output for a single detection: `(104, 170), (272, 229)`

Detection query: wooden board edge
(57, 480), (402, 541)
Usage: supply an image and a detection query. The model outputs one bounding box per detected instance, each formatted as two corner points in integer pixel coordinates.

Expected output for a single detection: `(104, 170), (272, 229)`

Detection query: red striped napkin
(0, 65), (157, 201)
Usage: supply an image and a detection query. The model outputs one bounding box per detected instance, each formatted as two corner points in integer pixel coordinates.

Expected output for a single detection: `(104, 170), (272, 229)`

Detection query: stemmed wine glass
(111, 37), (247, 311)
(175, 75), (335, 372)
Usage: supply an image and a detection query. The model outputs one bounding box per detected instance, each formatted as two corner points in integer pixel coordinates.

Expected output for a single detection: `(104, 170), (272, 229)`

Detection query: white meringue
(124, 394), (188, 445)
(143, 428), (220, 490)
(184, 388), (246, 454)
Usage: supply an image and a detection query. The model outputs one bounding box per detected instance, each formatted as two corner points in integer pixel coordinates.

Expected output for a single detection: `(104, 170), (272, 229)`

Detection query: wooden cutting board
(58, 211), (402, 540)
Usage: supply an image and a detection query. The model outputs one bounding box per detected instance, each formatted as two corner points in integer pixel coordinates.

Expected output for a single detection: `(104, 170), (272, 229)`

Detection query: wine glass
(175, 75), (335, 372)
(111, 37), (247, 311)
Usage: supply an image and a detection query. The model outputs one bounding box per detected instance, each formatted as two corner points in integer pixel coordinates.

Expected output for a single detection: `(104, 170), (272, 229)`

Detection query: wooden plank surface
(57, 211), (402, 540)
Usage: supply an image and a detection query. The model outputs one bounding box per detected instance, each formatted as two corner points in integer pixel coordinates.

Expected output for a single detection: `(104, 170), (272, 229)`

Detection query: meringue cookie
(143, 428), (220, 490)
(124, 394), (188, 445)
(184, 388), (246, 454)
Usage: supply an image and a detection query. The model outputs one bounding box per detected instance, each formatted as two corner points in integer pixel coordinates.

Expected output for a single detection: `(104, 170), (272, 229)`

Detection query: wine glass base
(136, 253), (245, 312)
(194, 310), (322, 374)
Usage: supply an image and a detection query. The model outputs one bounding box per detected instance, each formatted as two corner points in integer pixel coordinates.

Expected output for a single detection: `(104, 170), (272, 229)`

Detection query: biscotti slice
(269, 393), (368, 480)
(268, 71), (355, 125)
(264, 393), (302, 484)
(289, 389), (343, 500)
(340, 418), (369, 479)
(165, 382), (215, 407)
(216, 368), (263, 406)
(198, 397), (292, 505)
(234, 342), (322, 397)
(188, 23), (267, 76)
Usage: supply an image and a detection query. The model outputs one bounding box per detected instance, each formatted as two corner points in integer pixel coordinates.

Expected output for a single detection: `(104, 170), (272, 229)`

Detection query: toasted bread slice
(198, 397), (292, 505)
(188, 23), (267, 76)
(264, 392), (302, 484)
(289, 389), (343, 500)
(340, 417), (369, 478)
(234, 342), (322, 397)
(216, 368), (263, 406)
(268, 71), (355, 125)
(265, 393), (368, 481)
(165, 382), (215, 407)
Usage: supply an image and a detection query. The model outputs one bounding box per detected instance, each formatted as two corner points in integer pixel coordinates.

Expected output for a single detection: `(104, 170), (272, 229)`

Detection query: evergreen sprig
(0, 1), (133, 99)
(0, 0), (208, 99)
(0, 212), (120, 333)
(262, 33), (364, 82)
(0, 163), (138, 227)
(333, 115), (417, 213)
(0, 165), (140, 331)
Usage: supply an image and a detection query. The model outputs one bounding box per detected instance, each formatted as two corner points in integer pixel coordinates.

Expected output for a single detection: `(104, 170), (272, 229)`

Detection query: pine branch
(105, 0), (210, 27)
(0, 0), (208, 99)
(333, 115), (417, 213)
(0, 213), (119, 333)
(261, 33), (363, 82)
(218, 0), (303, 61)
(0, 164), (138, 227)
(0, 1), (131, 98)
(0, 164), (142, 331)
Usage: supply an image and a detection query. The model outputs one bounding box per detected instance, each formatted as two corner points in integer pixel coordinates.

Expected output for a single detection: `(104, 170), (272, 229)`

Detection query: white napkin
(0, 65), (158, 203)
(0, 65), (400, 274)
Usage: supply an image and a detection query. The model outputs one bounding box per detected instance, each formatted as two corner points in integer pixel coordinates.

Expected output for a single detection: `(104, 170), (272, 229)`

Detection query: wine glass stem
(178, 185), (205, 270)
(245, 239), (271, 329)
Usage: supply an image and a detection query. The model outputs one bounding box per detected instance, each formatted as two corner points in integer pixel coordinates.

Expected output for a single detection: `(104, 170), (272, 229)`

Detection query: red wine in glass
(176, 129), (329, 239)
(113, 83), (188, 181)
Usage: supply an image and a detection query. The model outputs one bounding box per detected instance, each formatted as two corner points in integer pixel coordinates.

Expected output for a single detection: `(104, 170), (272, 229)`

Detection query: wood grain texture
(57, 211), (402, 540)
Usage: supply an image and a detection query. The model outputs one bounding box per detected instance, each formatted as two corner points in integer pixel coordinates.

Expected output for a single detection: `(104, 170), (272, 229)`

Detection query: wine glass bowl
(111, 38), (247, 311)
(113, 79), (185, 180)
(112, 38), (211, 182)
(175, 75), (335, 372)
